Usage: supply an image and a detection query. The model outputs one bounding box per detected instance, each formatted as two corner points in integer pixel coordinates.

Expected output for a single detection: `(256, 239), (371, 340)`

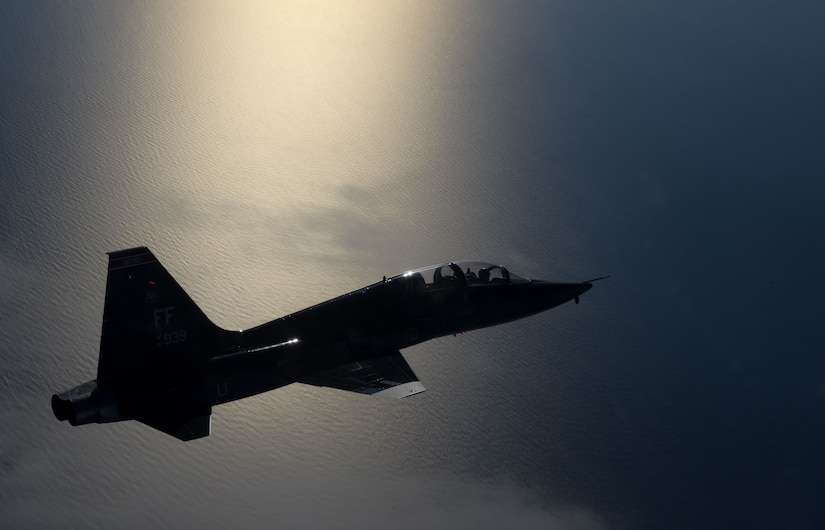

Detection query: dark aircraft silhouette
(52, 247), (603, 441)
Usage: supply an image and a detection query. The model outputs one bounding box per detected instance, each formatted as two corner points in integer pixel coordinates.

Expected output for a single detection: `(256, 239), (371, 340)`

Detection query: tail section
(97, 247), (228, 379)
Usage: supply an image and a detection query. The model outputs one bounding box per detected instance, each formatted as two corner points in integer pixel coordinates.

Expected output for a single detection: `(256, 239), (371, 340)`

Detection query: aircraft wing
(136, 403), (212, 441)
(299, 351), (426, 398)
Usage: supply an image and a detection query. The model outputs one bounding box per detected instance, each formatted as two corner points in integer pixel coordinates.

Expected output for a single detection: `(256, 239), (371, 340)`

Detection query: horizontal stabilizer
(299, 352), (426, 398)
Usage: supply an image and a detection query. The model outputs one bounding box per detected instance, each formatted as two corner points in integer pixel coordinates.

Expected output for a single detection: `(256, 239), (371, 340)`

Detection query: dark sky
(1, 2), (824, 529)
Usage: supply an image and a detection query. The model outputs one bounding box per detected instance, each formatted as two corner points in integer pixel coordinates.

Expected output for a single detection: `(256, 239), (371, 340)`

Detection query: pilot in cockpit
(478, 267), (490, 283)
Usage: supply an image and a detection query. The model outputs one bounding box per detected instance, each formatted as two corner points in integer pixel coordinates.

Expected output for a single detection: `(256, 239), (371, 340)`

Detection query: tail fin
(97, 247), (228, 379)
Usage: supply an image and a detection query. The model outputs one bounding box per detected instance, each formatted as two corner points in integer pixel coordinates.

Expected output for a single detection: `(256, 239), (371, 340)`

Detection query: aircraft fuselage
(52, 249), (597, 441)
(210, 272), (590, 404)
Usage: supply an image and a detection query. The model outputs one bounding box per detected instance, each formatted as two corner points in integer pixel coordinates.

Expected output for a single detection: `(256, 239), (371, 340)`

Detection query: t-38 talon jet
(52, 247), (604, 441)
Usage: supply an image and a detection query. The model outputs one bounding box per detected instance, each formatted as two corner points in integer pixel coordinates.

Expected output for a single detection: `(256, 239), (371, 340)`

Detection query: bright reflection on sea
(19, 0), (591, 460)
(77, 0), (537, 466)
(98, 2), (477, 290)
(2, 1), (612, 527)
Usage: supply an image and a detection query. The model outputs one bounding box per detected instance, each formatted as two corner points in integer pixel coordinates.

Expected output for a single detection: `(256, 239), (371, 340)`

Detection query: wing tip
(373, 381), (427, 399)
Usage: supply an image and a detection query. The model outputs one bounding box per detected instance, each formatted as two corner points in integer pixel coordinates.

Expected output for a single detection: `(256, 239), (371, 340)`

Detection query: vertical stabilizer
(97, 247), (227, 379)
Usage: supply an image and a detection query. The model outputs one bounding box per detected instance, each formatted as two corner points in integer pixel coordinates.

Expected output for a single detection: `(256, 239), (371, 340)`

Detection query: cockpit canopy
(393, 261), (529, 290)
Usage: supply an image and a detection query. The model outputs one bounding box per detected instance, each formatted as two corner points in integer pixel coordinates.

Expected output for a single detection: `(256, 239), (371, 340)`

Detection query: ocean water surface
(1, 2), (824, 528)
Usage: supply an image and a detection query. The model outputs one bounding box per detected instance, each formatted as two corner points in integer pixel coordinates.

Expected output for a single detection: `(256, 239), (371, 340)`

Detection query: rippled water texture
(2, 2), (824, 528)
